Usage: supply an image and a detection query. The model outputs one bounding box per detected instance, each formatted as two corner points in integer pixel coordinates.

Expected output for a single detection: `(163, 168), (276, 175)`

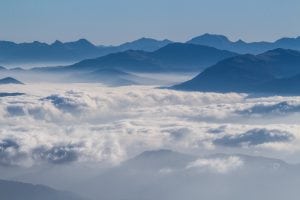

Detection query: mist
(0, 79), (300, 199)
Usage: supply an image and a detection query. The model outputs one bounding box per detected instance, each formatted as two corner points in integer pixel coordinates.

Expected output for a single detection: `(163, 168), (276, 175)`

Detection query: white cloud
(0, 83), (300, 167)
(186, 156), (244, 173)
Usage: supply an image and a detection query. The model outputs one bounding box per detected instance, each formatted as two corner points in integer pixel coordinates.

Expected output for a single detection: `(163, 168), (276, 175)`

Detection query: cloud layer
(0, 83), (300, 167)
(186, 156), (243, 173)
(213, 128), (294, 147)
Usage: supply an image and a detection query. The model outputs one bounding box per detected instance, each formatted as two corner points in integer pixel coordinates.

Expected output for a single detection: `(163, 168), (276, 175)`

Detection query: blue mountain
(0, 179), (86, 200)
(187, 33), (300, 54)
(173, 48), (300, 94)
(0, 77), (23, 85)
(76, 149), (298, 200)
(259, 74), (300, 95)
(0, 38), (173, 66)
(47, 43), (237, 73)
(2, 34), (300, 65)
(72, 68), (137, 86)
(0, 39), (100, 64)
(117, 37), (173, 52)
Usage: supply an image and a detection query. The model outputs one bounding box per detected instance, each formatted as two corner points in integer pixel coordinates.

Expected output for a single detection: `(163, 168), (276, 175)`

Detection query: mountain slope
(1, 34), (300, 65)
(74, 149), (300, 200)
(48, 43), (237, 73)
(72, 68), (137, 86)
(187, 33), (300, 54)
(117, 37), (173, 52)
(173, 49), (300, 94)
(0, 38), (173, 66)
(0, 39), (101, 64)
(0, 179), (86, 200)
(0, 77), (23, 85)
(259, 74), (300, 95)
(150, 43), (238, 71)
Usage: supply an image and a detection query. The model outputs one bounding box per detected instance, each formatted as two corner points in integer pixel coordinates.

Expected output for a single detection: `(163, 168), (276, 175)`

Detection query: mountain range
(173, 48), (300, 94)
(1, 33), (300, 66)
(0, 38), (173, 66)
(1, 34), (300, 93)
(37, 43), (237, 73)
(187, 33), (300, 54)
(2, 149), (300, 200)
(71, 149), (300, 200)
(0, 179), (86, 200)
(0, 77), (23, 85)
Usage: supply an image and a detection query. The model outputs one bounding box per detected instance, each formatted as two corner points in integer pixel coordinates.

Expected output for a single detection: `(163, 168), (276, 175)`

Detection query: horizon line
(1, 33), (300, 47)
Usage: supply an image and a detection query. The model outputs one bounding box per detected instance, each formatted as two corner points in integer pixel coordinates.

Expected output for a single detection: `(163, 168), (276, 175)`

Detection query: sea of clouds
(1, 83), (300, 169)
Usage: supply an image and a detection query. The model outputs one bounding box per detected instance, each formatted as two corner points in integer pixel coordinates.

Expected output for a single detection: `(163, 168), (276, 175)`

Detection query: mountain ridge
(0, 179), (86, 200)
(187, 33), (300, 54)
(2, 33), (300, 66)
(0, 38), (174, 66)
(173, 48), (300, 94)
(42, 43), (238, 73)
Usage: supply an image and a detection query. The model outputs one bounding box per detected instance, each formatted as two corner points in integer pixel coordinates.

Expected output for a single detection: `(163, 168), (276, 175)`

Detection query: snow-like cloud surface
(213, 128), (294, 147)
(0, 83), (300, 167)
(186, 156), (243, 173)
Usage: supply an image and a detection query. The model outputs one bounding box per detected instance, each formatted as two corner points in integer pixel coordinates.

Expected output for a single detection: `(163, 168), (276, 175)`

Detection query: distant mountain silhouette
(62, 50), (160, 72)
(173, 48), (300, 94)
(0, 39), (101, 64)
(0, 38), (173, 66)
(0, 179), (86, 200)
(117, 37), (173, 52)
(75, 149), (299, 200)
(2, 34), (300, 66)
(0, 66), (7, 70)
(150, 43), (238, 71)
(187, 33), (300, 54)
(45, 43), (237, 73)
(0, 77), (23, 85)
(72, 68), (137, 86)
(187, 33), (233, 50)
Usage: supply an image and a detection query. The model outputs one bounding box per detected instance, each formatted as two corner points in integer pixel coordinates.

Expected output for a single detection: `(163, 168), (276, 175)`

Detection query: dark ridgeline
(40, 43), (238, 73)
(1, 34), (300, 93)
(0, 38), (173, 65)
(116, 37), (173, 52)
(173, 48), (300, 95)
(2, 33), (300, 65)
(187, 33), (300, 54)
(0, 77), (23, 85)
(73, 149), (300, 200)
(0, 179), (86, 200)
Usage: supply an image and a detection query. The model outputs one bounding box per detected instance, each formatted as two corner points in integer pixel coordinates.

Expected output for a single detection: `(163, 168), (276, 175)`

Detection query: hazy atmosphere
(1, 1), (300, 200)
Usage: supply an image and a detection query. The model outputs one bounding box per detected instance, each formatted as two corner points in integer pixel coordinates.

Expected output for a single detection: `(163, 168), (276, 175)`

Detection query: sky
(0, 0), (299, 45)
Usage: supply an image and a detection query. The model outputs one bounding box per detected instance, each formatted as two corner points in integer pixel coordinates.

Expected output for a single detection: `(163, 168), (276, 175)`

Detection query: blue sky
(0, 0), (299, 45)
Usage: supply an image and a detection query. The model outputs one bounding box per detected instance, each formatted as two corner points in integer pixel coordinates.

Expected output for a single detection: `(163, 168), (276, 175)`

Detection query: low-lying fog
(1, 76), (300, 200)
(1, 61), (77, 70)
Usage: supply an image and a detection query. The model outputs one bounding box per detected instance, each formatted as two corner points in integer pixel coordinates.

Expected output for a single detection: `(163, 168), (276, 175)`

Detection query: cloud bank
(0, 83), (300, 167)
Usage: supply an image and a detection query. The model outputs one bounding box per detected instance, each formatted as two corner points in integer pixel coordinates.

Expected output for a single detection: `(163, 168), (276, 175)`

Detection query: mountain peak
(187, 33), (232, 49)
(188, 33), (231, 42)
(173, 48), (300, 94)
(75, 38), (93, 45)
(202, 33), (230, 39)
(137, 37), (155, 41)
(0, 77), (24, 85)
(52, 40), (63, 46)
(236, 39), (246, 44)
(118, 37), (173, 51)
(259, 48), (300, 57)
